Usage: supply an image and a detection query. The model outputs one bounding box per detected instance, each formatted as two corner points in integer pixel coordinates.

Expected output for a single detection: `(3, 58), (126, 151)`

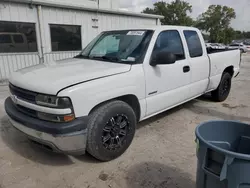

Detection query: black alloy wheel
(102, 114), (129, 151)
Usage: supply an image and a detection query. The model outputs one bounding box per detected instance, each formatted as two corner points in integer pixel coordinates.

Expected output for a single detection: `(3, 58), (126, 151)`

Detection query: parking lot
(0, 54), (250, 188)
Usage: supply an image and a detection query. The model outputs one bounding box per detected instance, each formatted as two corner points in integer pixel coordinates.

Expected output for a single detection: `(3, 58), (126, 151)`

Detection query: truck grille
(9, 83), (37, 103)
(16, 104), (37, 118)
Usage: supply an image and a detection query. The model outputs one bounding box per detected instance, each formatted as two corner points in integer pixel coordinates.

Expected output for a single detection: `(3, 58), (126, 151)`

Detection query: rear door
(144, 29), (191, 116)
(183, 30), (210, 97)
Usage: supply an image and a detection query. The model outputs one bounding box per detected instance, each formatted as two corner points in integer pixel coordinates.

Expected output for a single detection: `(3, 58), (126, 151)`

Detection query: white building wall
(97, 13), (157, 31)
(34, 0), (119, 9)
(0, 2), (40, 83)
(40, 6), (157, 62)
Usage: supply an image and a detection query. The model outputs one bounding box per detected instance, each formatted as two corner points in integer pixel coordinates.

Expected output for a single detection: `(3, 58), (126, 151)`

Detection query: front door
(143, 29), (191, 116)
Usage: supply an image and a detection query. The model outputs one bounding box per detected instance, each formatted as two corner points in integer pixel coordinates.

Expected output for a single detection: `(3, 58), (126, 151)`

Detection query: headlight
(36, 95), (75, 122)
(36, 94), (72, 108)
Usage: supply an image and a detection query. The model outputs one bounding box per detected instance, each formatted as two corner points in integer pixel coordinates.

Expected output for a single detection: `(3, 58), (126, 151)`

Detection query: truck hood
(9, 58), (131, 95)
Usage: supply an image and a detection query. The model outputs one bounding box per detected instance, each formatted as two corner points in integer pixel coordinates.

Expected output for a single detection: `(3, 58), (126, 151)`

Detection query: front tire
(87, 100), (136, 161)
(211, 72), (232, 102)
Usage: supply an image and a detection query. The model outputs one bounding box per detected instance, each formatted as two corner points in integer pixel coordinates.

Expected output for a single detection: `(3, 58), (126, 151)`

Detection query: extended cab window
(184, 30), (203, 58)
(152, 30), (185, 61)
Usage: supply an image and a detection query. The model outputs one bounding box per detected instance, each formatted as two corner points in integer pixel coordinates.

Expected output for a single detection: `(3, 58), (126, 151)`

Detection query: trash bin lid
(196, 120), (250, 160)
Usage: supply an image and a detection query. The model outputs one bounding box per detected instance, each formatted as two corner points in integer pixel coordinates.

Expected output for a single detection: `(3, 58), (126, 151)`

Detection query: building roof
(4, 0), (164, 19)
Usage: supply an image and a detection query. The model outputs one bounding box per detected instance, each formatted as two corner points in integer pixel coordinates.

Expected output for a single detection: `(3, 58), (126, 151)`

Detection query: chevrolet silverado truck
(5, 26), (241, 161)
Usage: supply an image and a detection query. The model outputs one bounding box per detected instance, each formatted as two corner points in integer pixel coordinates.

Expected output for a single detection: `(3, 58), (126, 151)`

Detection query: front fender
(57, 65), (145, 117)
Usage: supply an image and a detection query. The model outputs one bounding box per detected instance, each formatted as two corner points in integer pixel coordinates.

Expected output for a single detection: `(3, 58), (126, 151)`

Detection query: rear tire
(211, 72), (232, 102)
(87, 100), (136, 161)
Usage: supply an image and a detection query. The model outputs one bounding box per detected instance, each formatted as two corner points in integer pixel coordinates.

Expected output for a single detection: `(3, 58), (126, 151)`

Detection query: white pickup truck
(5, 26), (241, 161)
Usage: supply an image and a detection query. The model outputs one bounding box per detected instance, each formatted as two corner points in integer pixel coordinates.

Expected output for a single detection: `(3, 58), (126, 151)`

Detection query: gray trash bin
(195, 120), (250, 188)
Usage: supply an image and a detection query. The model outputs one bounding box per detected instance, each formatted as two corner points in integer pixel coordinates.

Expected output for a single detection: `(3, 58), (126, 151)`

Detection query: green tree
(234, 30), (243, 40)
(242, 31), (250, 39)
(224, 27), (236, 44)
(142, 0), (194, 26)
(202, 33), (210, 41)
(196, 5), (236, 43)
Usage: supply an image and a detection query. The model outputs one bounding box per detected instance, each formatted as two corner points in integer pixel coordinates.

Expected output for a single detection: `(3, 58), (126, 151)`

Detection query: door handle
(183, 66), (190, 73)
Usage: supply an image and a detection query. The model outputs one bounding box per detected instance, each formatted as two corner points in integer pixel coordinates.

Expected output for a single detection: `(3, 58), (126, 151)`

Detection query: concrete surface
(0, 55), (250, 188)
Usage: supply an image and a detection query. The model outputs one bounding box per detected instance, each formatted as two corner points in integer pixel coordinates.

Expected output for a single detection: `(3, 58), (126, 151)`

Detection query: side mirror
(150, 51), (176, 66)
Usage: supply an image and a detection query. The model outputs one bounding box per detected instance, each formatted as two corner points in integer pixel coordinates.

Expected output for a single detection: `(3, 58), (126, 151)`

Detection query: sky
(119, 0), (250, 31)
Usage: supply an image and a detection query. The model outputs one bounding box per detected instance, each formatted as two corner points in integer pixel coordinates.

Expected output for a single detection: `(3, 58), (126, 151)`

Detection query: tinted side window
(184, 30), (203, 58)
(13, 35), (24, 43)
(0, 21), (37, 53)
(153, 30), (185, 61)
(50, 24), (82, 51)
(0, 35), (11, 43)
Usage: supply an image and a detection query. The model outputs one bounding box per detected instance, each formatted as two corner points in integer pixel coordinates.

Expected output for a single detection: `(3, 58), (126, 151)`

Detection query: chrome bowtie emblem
(10, 95), (18, 104)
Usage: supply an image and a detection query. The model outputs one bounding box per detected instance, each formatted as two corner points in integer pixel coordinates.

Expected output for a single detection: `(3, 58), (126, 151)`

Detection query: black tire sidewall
(217, 73), (232, 101)
(87, 101), (136, 161)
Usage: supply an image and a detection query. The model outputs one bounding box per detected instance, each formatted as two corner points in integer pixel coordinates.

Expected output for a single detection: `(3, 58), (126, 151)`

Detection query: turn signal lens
(63, 114), (75, 122)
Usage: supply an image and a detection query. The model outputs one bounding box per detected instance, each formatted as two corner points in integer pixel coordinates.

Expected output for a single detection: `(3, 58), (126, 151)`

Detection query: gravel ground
(0, 54), (250, 188)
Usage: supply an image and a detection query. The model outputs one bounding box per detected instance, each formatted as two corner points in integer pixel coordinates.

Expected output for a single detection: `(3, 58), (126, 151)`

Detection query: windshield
(76, 30), (153, 64)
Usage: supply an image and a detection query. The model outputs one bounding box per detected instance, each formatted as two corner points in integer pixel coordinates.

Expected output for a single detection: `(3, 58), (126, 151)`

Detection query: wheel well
(117, 95), (141, 122)
(223, 66), (234, 77)
(89, 95), (141, 122)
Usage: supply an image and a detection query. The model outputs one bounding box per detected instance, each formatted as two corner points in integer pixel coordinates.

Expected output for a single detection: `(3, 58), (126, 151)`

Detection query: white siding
(97, 13), (156, 31)
(40, 6), (157, 62)
(0, 2), (40, 82)
(44, 51), (80, 62)
(0, 2), (37, 22)
(38, 0), (119, 9)
(40, 0), (98, 8)
(41, 6), (157, 49)
(0, 53), (40, 83)
(40, 6), (97, 53)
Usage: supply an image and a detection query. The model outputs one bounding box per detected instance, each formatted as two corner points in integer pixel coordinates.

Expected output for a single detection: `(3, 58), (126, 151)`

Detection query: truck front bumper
(5, 97), (88, 155)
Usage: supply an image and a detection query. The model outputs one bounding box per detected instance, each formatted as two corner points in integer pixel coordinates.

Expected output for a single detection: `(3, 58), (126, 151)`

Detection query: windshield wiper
(75, 54), (130, 64)
(74, 54), (89, 59)
(90, 55), (120, 62)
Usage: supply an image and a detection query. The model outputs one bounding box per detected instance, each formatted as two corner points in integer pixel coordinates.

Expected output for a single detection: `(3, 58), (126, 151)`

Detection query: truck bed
(206, 48), (240, 91)
(207, 47), (239, 54)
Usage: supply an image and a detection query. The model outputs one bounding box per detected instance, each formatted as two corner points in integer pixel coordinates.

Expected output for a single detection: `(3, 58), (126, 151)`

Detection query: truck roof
(108, 25), (199, 32)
